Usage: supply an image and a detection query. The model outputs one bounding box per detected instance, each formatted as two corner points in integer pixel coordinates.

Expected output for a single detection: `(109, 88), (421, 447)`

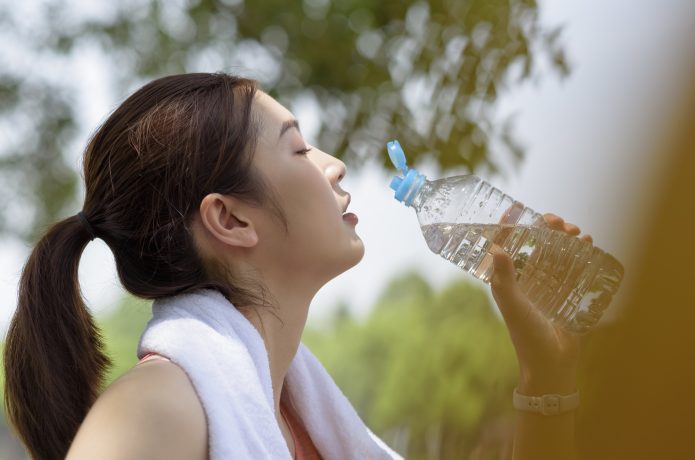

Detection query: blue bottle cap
(386, 140), (426, 206)
(387, 140), (408, 174)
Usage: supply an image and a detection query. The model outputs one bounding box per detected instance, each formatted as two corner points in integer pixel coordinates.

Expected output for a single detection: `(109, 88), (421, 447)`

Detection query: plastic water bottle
(386, 140), (624, 334)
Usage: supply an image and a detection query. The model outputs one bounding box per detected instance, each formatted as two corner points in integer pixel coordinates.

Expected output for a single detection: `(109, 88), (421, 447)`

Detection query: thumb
(490, 248), (535, 329)
(490, 247), (516, 286)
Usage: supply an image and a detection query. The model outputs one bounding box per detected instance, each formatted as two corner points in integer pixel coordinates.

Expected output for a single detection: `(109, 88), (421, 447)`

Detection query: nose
(325, 155), (346, 185)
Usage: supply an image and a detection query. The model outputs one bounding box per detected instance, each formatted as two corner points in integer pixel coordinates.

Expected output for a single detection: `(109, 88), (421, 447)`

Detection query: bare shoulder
(67, 359), (208, 460)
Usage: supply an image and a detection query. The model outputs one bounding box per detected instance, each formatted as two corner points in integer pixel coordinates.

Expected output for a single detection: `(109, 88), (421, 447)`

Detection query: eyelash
(296, 147), (312, 155)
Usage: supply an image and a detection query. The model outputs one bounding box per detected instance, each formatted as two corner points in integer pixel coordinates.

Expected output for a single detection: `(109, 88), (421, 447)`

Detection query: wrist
(518, 371), (578, 395)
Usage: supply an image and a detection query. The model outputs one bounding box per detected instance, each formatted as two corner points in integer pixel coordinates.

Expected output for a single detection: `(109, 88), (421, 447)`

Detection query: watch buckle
(541, 394), (561, 415)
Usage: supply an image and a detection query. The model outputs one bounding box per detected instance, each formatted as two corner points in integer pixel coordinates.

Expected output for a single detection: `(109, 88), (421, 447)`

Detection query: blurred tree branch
(0, 0), (569, 242)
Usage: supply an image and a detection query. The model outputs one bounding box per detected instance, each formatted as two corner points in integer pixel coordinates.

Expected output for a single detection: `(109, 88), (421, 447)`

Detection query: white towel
(136, 288), (404, 460)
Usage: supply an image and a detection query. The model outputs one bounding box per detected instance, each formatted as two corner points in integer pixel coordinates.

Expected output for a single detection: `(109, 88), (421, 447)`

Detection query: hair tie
(77, 211), (97, 241)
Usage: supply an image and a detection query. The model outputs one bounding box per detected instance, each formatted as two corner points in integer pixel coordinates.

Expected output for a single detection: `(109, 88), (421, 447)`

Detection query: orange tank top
(136, 352), (322, 460)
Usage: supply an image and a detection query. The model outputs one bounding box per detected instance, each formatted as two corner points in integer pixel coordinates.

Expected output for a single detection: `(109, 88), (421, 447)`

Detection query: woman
(3, 73), (591, 460)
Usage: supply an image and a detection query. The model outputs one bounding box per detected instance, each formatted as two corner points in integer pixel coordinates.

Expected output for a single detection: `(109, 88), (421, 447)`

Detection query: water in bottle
(387, 140), (624, 334)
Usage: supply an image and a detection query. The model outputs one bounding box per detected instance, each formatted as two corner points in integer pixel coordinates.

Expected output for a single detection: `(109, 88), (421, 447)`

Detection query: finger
(564, 223), (581, 236)
(490, 248), (535, 329)
(581, 234), (593, 244)
(543, 212), (560, 224)
(499, 204), (519, 225)
(543, 213), (565, 230)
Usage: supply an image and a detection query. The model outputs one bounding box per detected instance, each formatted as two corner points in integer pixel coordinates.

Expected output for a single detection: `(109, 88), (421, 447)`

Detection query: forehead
(253, 91), (294, 131)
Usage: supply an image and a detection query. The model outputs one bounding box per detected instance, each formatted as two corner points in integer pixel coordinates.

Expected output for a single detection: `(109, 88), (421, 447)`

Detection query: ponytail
(3, 214), (112, 460)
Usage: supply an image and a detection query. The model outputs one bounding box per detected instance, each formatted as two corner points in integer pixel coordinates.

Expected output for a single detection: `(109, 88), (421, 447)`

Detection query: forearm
(512, 375), (578, 460)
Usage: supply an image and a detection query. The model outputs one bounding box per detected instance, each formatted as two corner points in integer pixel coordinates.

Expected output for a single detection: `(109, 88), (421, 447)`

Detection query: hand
(489, 213), (593, 393)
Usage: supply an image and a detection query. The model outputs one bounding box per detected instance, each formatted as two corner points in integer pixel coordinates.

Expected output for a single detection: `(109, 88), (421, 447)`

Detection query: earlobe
(199, 193), (258, 248)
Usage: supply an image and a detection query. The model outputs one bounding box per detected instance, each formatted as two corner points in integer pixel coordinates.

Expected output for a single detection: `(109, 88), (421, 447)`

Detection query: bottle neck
(409, 179), (432, 211)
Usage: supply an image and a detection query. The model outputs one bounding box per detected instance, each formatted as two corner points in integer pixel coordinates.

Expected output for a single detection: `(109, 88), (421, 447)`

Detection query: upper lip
(342, 194), (351, 214)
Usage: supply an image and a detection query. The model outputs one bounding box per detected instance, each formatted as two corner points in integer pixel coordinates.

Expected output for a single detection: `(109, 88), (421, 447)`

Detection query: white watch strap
(513, 387), (579, 415)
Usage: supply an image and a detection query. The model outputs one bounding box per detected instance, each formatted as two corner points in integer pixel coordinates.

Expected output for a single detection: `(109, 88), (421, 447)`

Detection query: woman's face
(250, 91), (364, 283)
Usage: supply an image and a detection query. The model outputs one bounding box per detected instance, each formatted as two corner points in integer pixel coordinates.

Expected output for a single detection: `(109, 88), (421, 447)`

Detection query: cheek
(264, 157), (341, 241)
(284, 178), (340, 239)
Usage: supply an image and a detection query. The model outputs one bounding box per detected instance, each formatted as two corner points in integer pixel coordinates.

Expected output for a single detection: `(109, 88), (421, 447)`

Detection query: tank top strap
(280, 397), (323, 460)
(136, 351), (171, 365)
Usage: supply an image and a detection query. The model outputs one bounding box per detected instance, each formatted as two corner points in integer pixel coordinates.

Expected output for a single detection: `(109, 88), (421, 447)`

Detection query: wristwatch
(513, 387), (579, 415)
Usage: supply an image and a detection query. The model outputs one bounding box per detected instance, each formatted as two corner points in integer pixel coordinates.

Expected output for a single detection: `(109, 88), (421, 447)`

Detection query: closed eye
(296, 147), (312, 155)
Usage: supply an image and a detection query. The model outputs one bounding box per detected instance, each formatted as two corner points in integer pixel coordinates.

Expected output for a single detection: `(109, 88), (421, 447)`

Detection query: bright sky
(1, 0), (694, 335)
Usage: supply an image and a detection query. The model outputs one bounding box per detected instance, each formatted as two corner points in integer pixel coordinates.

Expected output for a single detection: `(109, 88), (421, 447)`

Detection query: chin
(323, 238), (365, 281)
(342, 238), (366, 271)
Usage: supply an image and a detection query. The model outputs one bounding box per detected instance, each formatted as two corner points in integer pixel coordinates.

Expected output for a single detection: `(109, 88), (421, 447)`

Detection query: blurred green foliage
(0, 0), (568, 242)
(303, 271), (518, 458)
(1, 271), (517, 459)
(97, 296), (154, 387)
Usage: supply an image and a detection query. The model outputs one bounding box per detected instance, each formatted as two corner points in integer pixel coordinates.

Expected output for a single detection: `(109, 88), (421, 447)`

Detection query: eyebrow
(279, 119), (300, 139)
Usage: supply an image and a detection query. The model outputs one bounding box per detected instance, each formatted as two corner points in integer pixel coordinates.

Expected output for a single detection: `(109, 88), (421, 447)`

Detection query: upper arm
(66, 361), (208, 460)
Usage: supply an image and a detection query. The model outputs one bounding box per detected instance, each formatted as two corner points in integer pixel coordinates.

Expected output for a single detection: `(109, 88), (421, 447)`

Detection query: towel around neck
(136, 288), (403, 460)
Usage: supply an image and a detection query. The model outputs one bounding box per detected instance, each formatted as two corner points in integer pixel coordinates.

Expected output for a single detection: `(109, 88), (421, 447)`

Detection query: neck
(239, 281), (315, 418)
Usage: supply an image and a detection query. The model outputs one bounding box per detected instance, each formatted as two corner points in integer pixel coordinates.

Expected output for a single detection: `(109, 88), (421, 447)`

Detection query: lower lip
(342, 212), (358, 225)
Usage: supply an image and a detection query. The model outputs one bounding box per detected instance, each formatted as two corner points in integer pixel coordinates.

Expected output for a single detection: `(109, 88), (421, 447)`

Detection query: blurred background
(1, 0), (694, 458)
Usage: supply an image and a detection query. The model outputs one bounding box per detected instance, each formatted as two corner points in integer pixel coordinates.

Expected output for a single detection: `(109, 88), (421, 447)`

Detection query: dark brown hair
(3, 72), (286, 459)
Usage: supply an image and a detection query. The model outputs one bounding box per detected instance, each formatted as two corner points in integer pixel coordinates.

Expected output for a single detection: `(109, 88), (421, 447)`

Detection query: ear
(199, 193), (258, 248)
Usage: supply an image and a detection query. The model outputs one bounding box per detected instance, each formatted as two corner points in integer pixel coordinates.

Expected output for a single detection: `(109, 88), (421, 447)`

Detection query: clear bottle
(386, 140), (624, 334)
